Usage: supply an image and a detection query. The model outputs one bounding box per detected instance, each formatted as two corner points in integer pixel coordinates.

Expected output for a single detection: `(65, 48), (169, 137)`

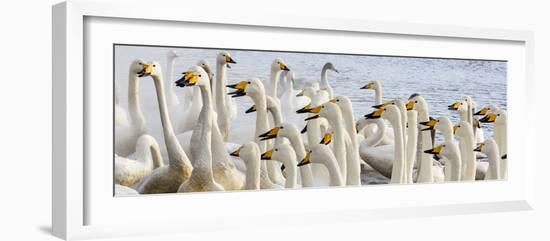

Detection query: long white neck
(387, 114), (405, 184)
(285, 132), (314, 187)
(374, 87), (382, 105)
(444, 148), (462, 182)
(484, 144), (501, 180)
(244, 156), (261, 189)
(405, 111), (418, 184)
(268, 69), (280, 98)
(341, 105), (358, 147)
(459, 110), (469, 123)
(151, 74), (191, 169)
(165, 56), (179, 106)
(327, 113), (348, 179)
(318, 150), (344, 186)
(127, 72), (145, 132)
(416, 109), (434, 183)
(364, 119), (386, 147)
(215, 62), (227, 112)
(280, 158), (297, 188)
(494, 123), (507, 178)
(320, 65), (329, 86)
(458, 129), (476, 181)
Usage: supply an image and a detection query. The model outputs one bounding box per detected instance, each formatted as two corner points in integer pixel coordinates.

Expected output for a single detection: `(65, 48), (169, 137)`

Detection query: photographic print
(113, 44), (507, 196)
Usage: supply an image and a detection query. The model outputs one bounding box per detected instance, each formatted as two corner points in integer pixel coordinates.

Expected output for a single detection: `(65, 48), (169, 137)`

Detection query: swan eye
(280, 126), (284, 129)
(415, 101), (418, 103)
(153, 64), (156, 67)
(198, 75), (202, 77)
(275, 149), (278, 151)
(497, 114), (500, 116)
(248, 81), (251, 84)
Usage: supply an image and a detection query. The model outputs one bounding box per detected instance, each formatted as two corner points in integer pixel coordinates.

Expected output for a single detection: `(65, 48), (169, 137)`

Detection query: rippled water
(115, 45), (506, 145)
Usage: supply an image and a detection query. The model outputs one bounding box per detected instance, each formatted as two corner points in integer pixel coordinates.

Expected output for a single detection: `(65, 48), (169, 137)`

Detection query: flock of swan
(114, 50), (507, 195)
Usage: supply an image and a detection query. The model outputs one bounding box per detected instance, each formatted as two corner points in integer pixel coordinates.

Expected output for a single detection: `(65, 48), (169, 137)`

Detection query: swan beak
(501, 154), (507, 159)
(333, 68), (339, 73)
(175, 71), (199, 87)
(365, 108), (384, 119)
(296, 103), (312, 113)
(296, 90), (305, 97)
(261, 149), (273, 160)
(453, 124), (460, 134)
(448, 101), (461, 110)
(225, 55), (237, 64)
(479, 113), (497, 123)
(137, 63), (153, 77)
(230, 147), (241, 157)
(245, 105), (257, 114)
(301, 125), (308, 133)
(360, 82), (373, 90)
(372, 102), (389, 109)
(473, 143), (484, 152)
(320, 133), (332, 145)
(259, 127), (279, 141)
(424, 144), (443, 154)
(279, 63), (290, 71)
(406, 100), (415, 110)
(419, 117), (437, 131)
(474, 107), (489, 116)
(329, 99), (337, 104)
(297, 151), (312, 166)
(227, 81), (248, 98)
(304, 115), (320, 121)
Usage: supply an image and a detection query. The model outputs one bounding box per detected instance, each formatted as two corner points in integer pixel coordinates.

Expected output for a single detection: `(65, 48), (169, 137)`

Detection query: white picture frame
(52, 0), (535, 240)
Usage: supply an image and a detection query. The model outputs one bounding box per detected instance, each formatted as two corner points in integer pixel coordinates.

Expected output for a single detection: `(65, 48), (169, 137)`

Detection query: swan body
(262, 143), (298, 188)
(134, 62), (193, 194)
(299, 144), (344, 186)
(115, 134), (164, 187)
(231, 142), (262, 190)
(115, 59), (148, 157)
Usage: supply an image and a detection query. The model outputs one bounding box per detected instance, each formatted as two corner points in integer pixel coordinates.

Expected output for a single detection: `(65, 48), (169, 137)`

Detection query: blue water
(115, 45), (506, 144)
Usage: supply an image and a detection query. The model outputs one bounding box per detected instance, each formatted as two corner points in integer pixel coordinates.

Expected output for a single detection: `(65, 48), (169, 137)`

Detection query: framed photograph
(52, 0), (535, 240)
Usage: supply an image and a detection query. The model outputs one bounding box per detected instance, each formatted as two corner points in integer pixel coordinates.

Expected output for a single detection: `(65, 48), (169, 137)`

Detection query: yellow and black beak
(261, 149), (273, 160)
(245, 105), (257, 114)
(226, 81), (248, 98)
(225, 55), (237, 68)
(360, 82), (374, 90)
(448, 101), (461, 110)
(424, 144), (443, 155)
(406, 100), (415, 111)
(372, 102), (390, 109)
(474, 107), (489, 116)
(320, 133), (332, 145)
(419, 117), (437, 131)
(137, 63), (153, 77)
(259, 127), (280, 141)
(329, 98), (338, 104)
(364, 108), (384, 119)
(296, 89), (305, 97)
(175, 71), (199, 87)
(296, 103), (312, 114)
(279, 63), (290, 71)
(453, 124), (460, 134)
(473, 143), (484, 152)
(230, 147), (242, 157)
(303, 106), (322, 121)
(297, 151), (312, 167)
(479, 113), (497, 123)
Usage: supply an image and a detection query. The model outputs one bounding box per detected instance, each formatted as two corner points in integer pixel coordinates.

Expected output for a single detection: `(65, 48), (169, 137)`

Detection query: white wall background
(0, 0), (548, 240)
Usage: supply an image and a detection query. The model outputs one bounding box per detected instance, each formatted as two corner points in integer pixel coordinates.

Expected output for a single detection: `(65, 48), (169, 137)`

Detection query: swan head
(261, 143), (295, 163)
(130, 59), (148, 76)
(271, 58), (290, 72)
(406, 93), (428, 112)
(298, 144), (331, 167)
(196, 59), (214, 80)
(296, 86), (316, 98)
(136, 61), (162, 78)
(448, 99), (468, 113)
(424, 140), (459, 159)
(329, 96), (352, 112)
(420, 116), (453, 134)
(227, 78), (265, 98)
(175, 65), (209, 87)
(300, 102), (340, 122)
(473, 138), (498, 155)
(453, 120), (473, 135)
(360, 80), (381, 90)
(167, 50), (181, 59)
(323, 62), (339, 73)
(474, 104), (500, 116)
(217, 51), (237, 68)
(320, 132), (332, 145)
(259, 123), (298, 141)
(365, 104), (400, 121)
(479, 110), (506, 124)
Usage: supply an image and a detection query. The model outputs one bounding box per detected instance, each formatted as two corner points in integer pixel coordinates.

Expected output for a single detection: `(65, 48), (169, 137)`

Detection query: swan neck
(324, 155), (343, 186)
(365, 119), (386, 147)
(388, 115), (405, 183)
(375, 88), (382, 105)
(269, 69), (279, 98)
(151, 74), (190, 168)
(166, 56), (177, 106)
(321, 65), (328, 85)
(127, 73), (145, 132)
(215, 63), (227, 111)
